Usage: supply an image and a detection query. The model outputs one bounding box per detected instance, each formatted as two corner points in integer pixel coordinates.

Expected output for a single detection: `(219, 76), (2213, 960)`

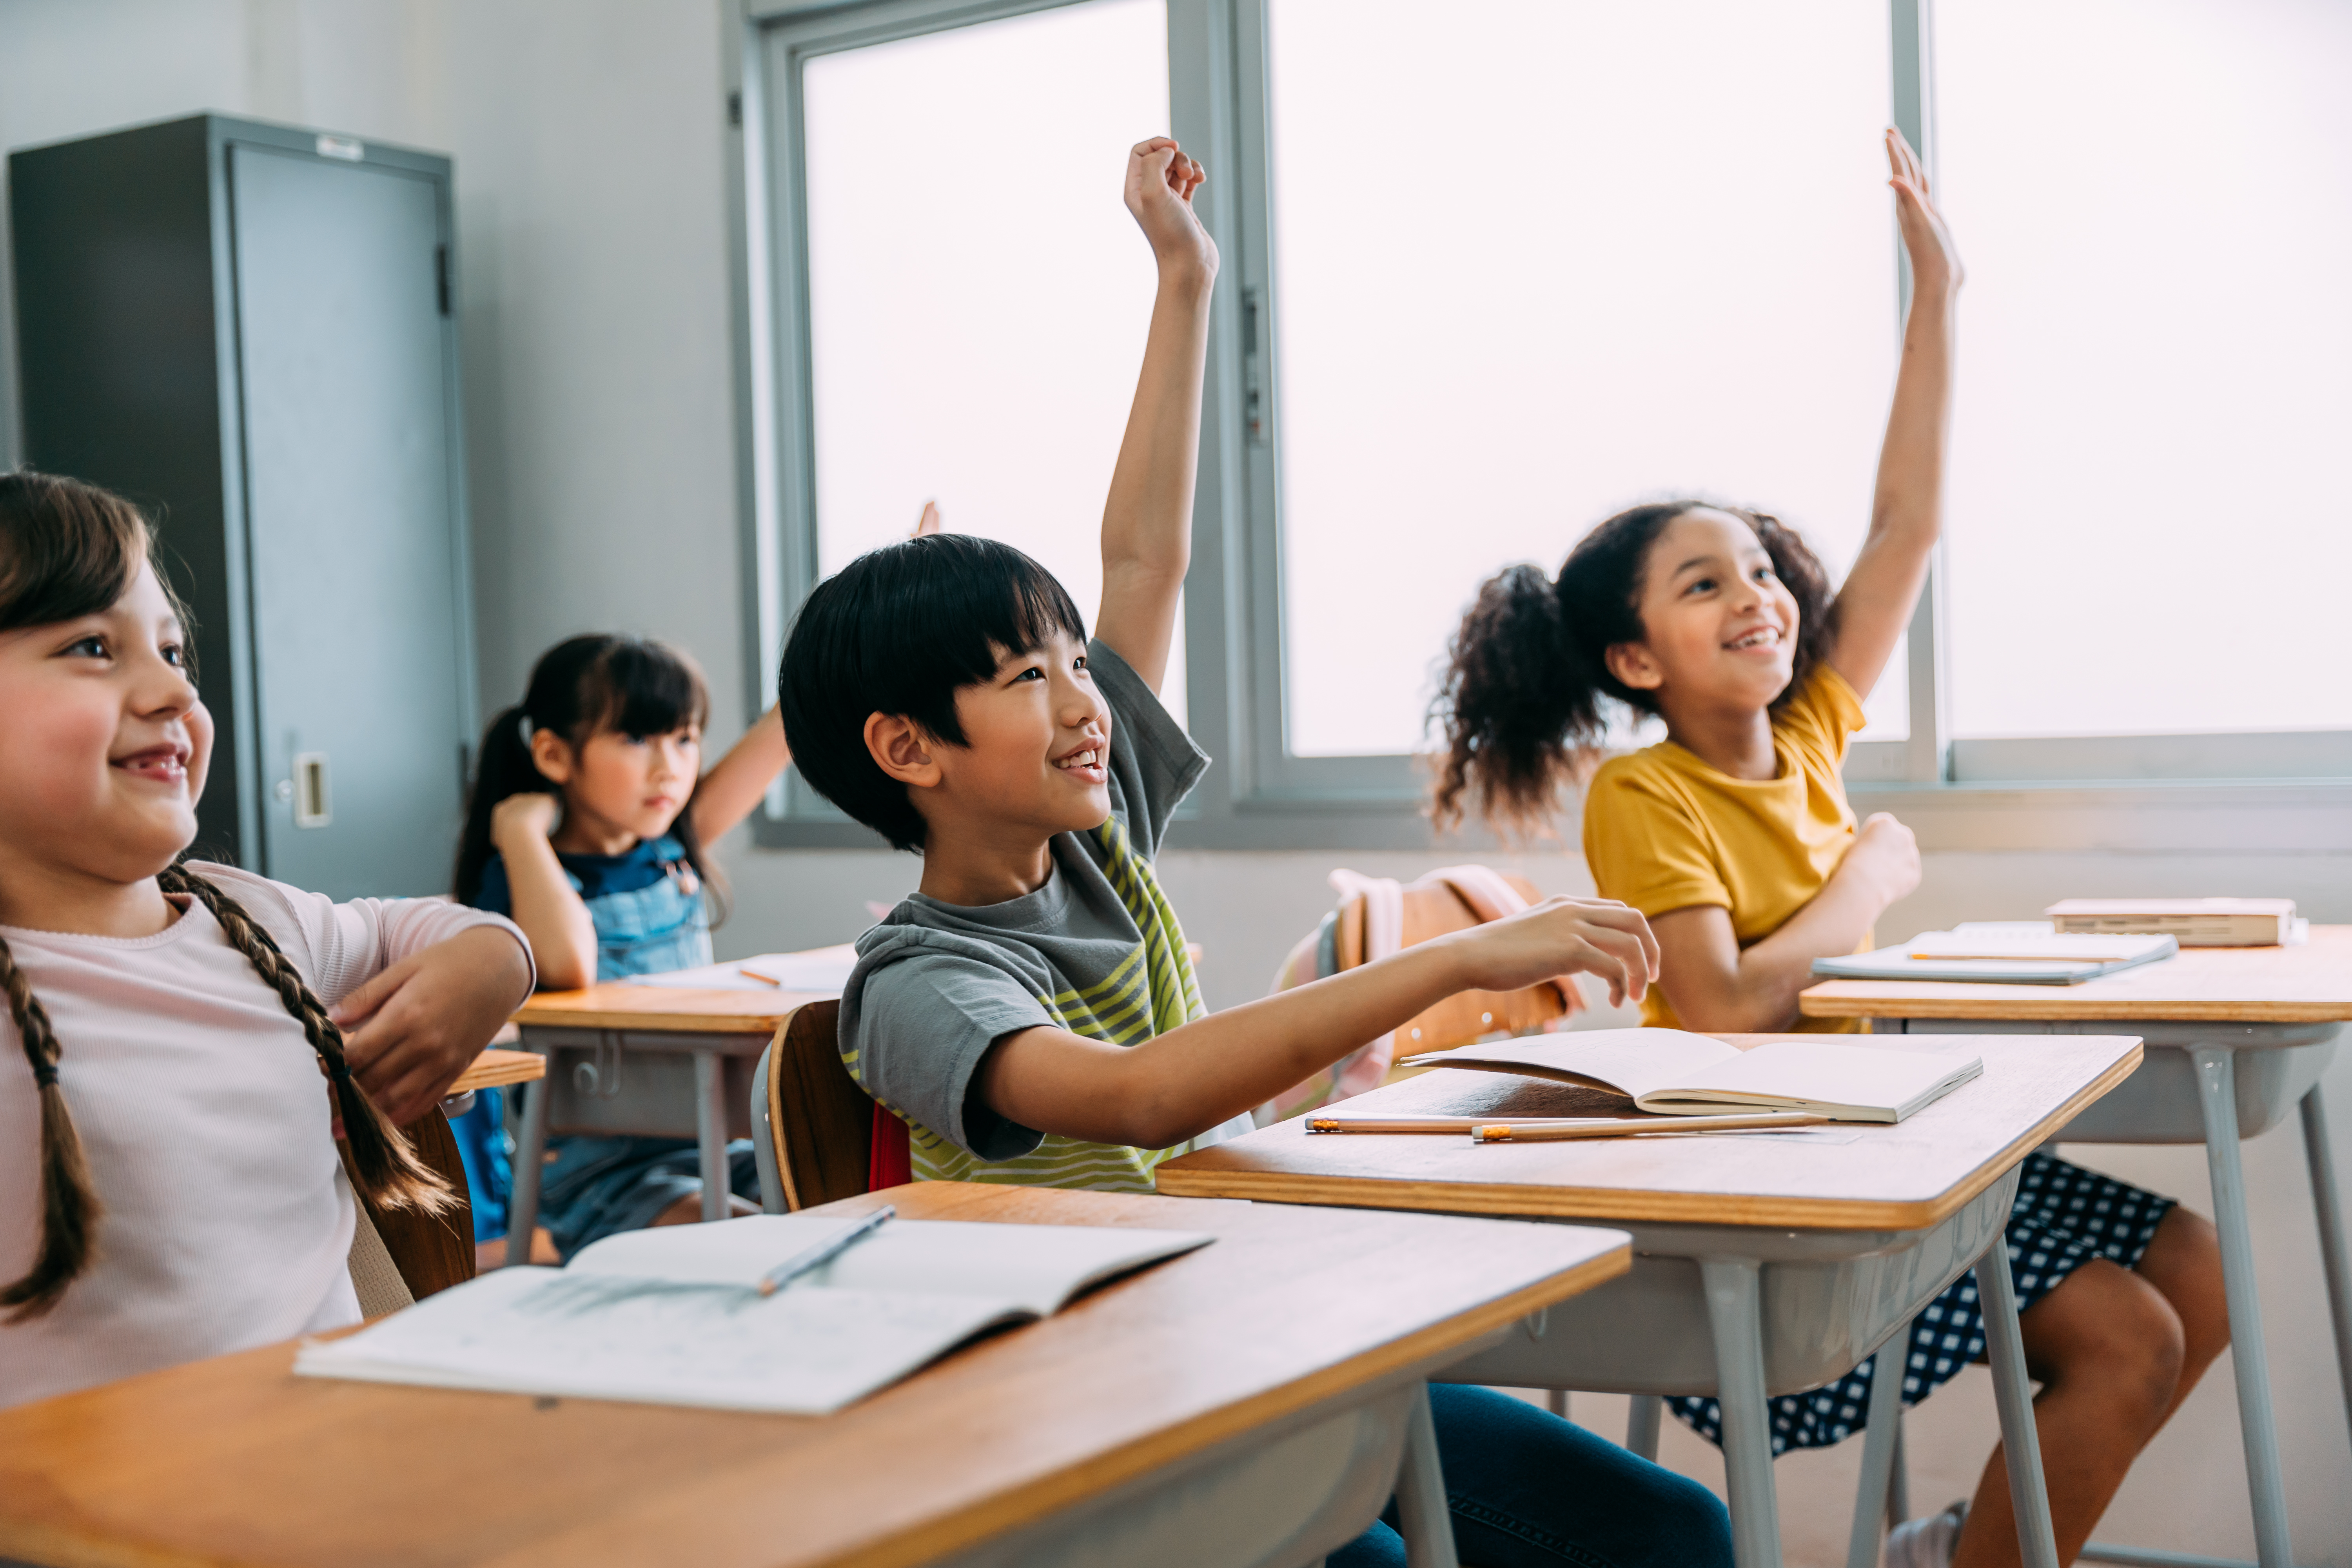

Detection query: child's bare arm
(333, 927), (537, 1124)
(1648, 814), (1920, 1031)
(489, 793), (599, 990)
(689, 705), (790, 845)
(1094, 137), (1218, 695)
(1824, 129), (1964, 699)
(975, 898), (1658, 1149)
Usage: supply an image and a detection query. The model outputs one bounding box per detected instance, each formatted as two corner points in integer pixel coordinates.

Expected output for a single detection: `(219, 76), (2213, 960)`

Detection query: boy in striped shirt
(775, 134), (1728, 1568)
(779, 135), (1658, 1198)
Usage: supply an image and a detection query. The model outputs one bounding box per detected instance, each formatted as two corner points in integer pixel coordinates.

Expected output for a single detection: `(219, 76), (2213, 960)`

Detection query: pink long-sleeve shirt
(0, 863), (530, 1409)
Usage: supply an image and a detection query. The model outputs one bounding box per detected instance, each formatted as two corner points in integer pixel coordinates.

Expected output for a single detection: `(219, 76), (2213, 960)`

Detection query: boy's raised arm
(1825, 128), (1964, 699)
(1094, 137), (1218, 695)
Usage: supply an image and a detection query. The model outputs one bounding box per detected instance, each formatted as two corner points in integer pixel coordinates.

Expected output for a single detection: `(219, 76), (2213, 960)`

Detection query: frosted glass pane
(803, 0), (1183, 724)
(1268, 0), (1900, 757)
(1938, 0), (2352, 738)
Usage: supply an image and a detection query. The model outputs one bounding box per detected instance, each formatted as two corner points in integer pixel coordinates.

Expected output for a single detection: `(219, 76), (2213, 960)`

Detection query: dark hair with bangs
(778, 534), (1089, 852)
(452, 634), (726, 915)
(1430, 500), (1834, 837)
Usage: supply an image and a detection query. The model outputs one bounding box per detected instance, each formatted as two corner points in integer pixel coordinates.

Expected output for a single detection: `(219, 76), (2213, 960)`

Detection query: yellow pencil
(1470, 1111), (1831, 1142)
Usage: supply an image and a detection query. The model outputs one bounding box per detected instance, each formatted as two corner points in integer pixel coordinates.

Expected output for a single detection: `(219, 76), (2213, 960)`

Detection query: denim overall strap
(585, 837), (713, 981)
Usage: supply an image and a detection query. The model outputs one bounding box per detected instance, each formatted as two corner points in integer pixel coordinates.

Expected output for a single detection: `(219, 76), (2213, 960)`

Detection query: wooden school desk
(1158, 1032), (2144, 1568)
(1804, 933), (2352, 1568)
(503, 968), (842, 1263)
(447, 1047), (544, 1096)
(0, 1183), (1630, 1568)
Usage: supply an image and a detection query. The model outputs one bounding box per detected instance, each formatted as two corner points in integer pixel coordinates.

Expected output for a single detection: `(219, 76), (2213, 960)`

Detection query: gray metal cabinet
(10, 115), (475, 898)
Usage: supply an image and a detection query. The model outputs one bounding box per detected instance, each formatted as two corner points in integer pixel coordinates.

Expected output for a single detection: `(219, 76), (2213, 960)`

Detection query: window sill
(1846, 776), (2352, 854)
(747, 775), (2352, 855)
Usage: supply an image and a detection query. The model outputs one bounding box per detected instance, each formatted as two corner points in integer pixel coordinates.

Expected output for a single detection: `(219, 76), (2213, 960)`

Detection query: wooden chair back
(760, 999), (879, 1210)
(1332, 873), (1571, 1057)
(354, 1106), (475, 1301)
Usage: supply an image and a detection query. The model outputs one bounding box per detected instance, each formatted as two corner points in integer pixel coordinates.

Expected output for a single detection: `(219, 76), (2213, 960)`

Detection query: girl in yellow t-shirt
(1430, 132), (2226, 1568)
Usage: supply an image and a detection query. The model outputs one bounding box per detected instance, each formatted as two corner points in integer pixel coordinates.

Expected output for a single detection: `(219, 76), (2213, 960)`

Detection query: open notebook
(1812, 925), (2178, 985)
(1396, 1029), (1980, 1123)
(296, 1215), (1210, 1414)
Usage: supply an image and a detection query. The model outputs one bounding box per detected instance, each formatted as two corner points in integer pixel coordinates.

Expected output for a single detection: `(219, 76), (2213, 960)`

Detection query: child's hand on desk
(1886, 127), (1963, 296)
(1442, 896), (1660, 1009)
(1123, 136), (1217, 284)
(332, 927), (535, 1125)
(1840, 811), (1922, 911)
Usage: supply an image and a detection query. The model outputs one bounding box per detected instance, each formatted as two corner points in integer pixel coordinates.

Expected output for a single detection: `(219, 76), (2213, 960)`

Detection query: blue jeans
(1330, 1385), (1731, 1568)
(536, 1134), (764, 1259)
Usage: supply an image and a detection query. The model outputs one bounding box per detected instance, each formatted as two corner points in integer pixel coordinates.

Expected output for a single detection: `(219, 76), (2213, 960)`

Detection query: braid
(159, 866), (455, 1217)
(0, 935), (102, 1321)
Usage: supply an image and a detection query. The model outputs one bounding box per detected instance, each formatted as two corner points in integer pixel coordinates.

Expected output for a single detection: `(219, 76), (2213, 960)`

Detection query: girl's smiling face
(1604, 508), (1802, 717)
(0, 559), (213, 894)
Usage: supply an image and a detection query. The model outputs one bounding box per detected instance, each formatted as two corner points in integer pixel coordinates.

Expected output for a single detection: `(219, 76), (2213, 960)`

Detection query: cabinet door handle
(292, 751), (332, 828)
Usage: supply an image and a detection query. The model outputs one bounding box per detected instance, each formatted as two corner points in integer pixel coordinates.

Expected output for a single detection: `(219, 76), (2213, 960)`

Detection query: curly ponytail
(1430, 500), (1834, 838)
(160, 865), (455, 1218)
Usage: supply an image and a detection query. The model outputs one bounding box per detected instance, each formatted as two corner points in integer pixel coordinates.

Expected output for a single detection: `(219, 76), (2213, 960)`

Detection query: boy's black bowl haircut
(779, 534), (1089, 853)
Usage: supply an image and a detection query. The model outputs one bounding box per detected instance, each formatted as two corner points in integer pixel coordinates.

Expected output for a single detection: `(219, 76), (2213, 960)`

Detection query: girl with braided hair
(0, 471), (534, 1409)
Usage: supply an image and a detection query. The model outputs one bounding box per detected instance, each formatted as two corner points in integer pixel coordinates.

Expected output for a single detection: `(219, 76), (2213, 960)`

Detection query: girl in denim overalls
(450, 635), (790, 1259)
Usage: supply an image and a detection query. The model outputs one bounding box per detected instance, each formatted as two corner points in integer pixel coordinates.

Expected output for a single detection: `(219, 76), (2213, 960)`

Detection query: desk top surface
(446, 1048), (544, 1094)
(1158, 1033), (2140, 1230)
(0, 1183), (1628, 1568)
(1801, 926), (2352, 1022)
(511, 984), (834, 1034)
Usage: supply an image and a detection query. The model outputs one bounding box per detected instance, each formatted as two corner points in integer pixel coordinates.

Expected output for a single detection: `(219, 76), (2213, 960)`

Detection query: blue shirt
(476, 832), (713, 982)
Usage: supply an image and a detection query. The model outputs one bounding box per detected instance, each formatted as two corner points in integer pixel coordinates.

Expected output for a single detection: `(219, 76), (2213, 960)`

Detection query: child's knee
(1644, 1466), (1734, 1564)
(2031, 1261), (2185, 1415)
(2143, 1208), (2231, 1360)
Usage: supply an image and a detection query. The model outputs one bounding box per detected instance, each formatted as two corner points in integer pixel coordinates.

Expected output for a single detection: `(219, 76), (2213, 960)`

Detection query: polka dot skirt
(1668, 1152), (2176, 1455)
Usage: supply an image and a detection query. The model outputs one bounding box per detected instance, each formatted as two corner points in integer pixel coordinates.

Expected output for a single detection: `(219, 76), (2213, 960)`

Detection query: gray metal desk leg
(1545, 1388), (1570, 1419)
(503, 1059), (550, 1268)
(1976, 1238), (2059, 1568)
(1701, 1257), (1781, 1568)
(693, 1047), (728, 1223)
(1394, 1381), (1460, 1568)
(1625, 1393), (1662, 1460)
(1846, 1337), (1912, 1568)
(2300, 1084), (2352, 1441)
(2194, 1046), (2294, 1568)
(1887, 1415), (1908, 1525)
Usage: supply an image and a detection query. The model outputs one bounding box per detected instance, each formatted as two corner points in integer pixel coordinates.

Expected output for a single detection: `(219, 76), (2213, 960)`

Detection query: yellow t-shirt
(1581, 664), (1869, 1031)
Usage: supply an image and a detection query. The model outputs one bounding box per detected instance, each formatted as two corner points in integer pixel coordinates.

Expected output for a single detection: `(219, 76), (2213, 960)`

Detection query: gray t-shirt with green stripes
(839, 641), (1248, 1192)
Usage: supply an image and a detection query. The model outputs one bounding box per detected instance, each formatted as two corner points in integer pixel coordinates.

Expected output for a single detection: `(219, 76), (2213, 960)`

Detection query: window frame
(725, 0), (2352, 855)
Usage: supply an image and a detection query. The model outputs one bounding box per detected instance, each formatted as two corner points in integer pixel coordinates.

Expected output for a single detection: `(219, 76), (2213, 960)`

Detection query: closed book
(2045, 898), (2298, 947)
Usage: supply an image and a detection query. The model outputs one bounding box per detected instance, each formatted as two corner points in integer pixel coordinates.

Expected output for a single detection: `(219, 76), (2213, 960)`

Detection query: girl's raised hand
(1123, 136), (1218, 282)
(1886, 127), (1963, 294)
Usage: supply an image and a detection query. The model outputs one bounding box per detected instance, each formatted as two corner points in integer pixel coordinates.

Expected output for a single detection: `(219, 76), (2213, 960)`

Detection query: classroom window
(740, 0), (2351, 846)
(1935, 0), (2352, 746)
(1262, 0), (1904, 759)
(798, 0), (1183, 726)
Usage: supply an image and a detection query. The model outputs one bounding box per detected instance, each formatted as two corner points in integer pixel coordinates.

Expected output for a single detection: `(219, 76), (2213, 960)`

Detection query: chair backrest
(759, 998), (880, 1211)
(352, 1106), (475, 1302)
(1334, 871), (1571, 1056)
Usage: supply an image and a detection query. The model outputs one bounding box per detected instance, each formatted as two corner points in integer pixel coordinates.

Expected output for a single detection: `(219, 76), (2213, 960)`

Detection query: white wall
(4, 3), (2348, 1561)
